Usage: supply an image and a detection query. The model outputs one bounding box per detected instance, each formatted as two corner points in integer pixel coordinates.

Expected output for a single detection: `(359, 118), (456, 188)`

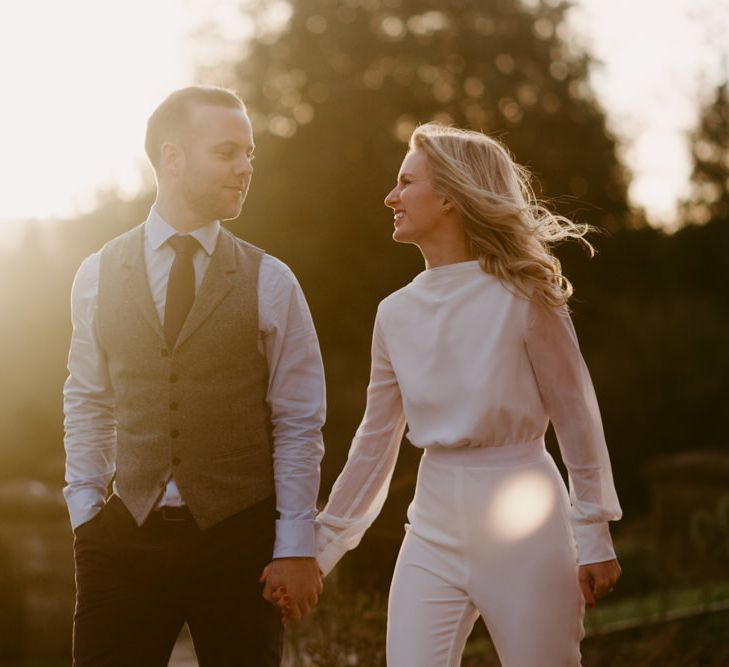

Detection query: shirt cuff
(63, 486), (106, 531)
(273, 519), (316, 558)
(572, 521), (617, 565)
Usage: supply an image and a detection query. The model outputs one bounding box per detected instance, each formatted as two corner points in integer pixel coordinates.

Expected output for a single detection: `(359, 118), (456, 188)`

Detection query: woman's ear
(441, 197), (454, 214)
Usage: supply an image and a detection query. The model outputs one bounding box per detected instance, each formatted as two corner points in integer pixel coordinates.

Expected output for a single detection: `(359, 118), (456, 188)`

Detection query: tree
(683, 77), (729, 224)
(194, 0), (637, 584)
(215, 0), (631, 442)
(226, 0), (630, 230)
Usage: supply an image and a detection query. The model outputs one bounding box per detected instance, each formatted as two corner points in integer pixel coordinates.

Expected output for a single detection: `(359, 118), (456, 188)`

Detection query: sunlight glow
(567, 0), (729, 228)
(0, 0), (198, 224)
(0, 0), (726, 240)
(486, 472), (555, 541)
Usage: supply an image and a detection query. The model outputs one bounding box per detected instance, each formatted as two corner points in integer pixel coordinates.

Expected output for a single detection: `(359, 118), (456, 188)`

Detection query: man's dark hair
(145, 86), (245, 169)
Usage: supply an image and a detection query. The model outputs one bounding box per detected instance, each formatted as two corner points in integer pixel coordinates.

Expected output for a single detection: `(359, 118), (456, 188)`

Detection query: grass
(584, 579), (729, 634)
(8, 562), (728, 666)
(281, 580), (729, 667)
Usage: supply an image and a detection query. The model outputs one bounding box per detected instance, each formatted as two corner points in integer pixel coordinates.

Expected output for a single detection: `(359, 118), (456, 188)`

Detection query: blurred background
(0, 0), (727, 665)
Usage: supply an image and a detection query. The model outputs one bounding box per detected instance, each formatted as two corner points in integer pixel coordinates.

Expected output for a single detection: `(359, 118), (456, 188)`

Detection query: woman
(282, 123), (622, 666)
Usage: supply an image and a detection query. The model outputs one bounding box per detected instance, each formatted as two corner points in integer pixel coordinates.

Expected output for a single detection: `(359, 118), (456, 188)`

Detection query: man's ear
(160, 141), (182, 176)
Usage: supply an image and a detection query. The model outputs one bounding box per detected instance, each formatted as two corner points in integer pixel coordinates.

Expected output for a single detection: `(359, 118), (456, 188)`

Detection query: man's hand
(260, 557), (323, 623)
(579, 558), (621, 609)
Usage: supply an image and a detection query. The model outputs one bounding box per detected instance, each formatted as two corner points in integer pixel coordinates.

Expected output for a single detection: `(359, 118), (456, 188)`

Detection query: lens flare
(486, 472), (555, 541)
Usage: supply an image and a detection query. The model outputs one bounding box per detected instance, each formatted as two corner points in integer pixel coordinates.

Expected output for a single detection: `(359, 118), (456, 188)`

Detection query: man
(63, 86), (325, 666)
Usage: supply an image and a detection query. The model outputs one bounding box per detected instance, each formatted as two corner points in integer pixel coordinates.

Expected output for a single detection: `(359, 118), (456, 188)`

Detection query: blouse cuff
(317, 542), (347, 577)
(315, 522), (348, 576)
(572, 521), (617, 565)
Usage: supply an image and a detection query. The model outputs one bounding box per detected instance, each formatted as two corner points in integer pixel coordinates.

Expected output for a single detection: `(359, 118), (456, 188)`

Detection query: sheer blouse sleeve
(525, 301), (622, 564)
(315, 312), (407, 575)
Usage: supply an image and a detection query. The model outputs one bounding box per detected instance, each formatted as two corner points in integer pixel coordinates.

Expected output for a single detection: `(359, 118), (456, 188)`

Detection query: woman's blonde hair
(409, 123), (594, 308)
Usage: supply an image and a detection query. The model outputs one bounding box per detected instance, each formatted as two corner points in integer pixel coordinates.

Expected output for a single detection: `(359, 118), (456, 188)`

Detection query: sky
(570, 0), (728, 228)
(0, 0), (727, 248)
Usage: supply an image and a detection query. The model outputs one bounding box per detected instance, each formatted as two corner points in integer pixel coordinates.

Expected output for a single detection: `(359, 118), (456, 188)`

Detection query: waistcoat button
(170, 429), (180, 439)
(170, 374), (179, 383)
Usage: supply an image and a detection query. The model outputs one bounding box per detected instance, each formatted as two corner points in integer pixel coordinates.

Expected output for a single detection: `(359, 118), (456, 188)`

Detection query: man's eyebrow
(211, 140), (254, 150)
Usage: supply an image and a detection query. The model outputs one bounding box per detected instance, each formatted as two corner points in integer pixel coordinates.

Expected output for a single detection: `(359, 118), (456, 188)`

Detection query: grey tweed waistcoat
(97, 223), (274, 530)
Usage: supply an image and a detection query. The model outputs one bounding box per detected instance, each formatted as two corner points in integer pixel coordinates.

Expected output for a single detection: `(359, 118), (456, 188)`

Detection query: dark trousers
(72, 495), (283, 666)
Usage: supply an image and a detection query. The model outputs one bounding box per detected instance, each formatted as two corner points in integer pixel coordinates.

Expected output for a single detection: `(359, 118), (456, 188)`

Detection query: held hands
(579, 558), (621, 609)
(269, 585), (295, 625)
(260, 557), (323, 624)
(261, 557), (619, 619)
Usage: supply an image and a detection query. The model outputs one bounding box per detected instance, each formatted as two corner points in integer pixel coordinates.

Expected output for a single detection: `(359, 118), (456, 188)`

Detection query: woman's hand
(260, 561), (324, 625)
(270, 586), (292, 624)
(579, 558), (621, 609)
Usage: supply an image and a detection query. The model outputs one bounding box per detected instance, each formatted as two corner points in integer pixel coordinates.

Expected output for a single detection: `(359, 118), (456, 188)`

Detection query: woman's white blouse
(316, 261), (622, 574)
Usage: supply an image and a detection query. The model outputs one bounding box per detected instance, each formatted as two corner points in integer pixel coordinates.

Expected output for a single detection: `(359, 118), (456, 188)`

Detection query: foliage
(283, 584), (387, 666)
(0, 191), (153, 481)
(682, 80), (729, 224)
(580, 608), (729, 667)
(689, 495), (729, 585)
(228, 0), (631, 227)
(562, 218), (729, 512)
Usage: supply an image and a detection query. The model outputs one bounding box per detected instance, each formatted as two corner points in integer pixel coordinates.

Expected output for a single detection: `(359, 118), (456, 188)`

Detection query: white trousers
(387, 439), (584, 667)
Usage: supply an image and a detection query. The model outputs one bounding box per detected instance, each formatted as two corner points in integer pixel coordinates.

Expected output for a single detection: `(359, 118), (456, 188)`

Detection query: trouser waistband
(423, 437), (546, 467)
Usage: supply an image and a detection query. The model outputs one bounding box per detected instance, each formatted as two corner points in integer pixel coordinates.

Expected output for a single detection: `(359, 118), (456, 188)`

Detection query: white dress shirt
(63, 208), (326, 558)
(316, 260), (622, 573)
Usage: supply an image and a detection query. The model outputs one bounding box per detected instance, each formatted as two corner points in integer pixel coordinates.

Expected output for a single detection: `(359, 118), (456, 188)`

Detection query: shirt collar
(144, 207), (220, 257)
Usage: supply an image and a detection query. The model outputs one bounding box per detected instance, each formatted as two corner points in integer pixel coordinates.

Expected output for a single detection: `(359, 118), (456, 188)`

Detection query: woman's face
(384, 149), (448, 245)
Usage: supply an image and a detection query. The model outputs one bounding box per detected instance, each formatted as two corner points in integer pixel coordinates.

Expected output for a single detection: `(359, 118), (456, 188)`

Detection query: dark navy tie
(164, 235), (199, 348)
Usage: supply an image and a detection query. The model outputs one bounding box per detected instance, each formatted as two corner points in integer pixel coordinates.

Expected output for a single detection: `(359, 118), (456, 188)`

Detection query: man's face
(177, 104), (255, 222)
